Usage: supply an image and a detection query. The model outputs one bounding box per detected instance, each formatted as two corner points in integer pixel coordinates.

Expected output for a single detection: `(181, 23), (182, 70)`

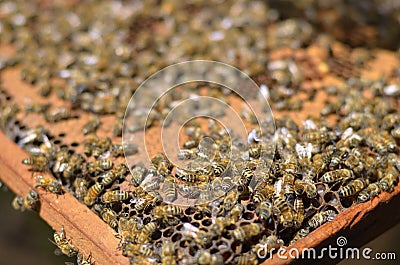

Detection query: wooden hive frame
(0, 41), (399, 265)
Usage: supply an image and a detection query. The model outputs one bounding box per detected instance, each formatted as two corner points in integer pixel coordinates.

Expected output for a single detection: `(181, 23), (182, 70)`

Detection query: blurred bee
(12, 196), (25, 211)
(87, 159), (113, 175)
(83, 134), (99, 157)
(151, 152), (173, 176)
(256, 201), (272, 222)
(92, 137), (111, 158)
(237, 183), (251, 200)
(339, 178), (369, 197)
(122, 243), (155, 258)
(52, 150), (70, 176)
(177, 149), (196, 160)
(223, 189), (239, 212)
(137, 222), (157, 244)
(290, 227), (310, 245)
(130, 164), (146, 187)
(357, 182), (381, 203)
(83, 182), (104, 206)
(302, 130), (329, 145)
(183, 139), (199, 149)
(110, 144), (124, 157)
(162, 178), (177, 203)
(153, 204), (183, 221)
(44, 107), (71, 123)
(252, 182), (275, 203)
(101, 190), (130, 203)
(391, 127), (400, 139)
(25, 102), (51, 114)
(121, 143), (139, 157)
(253, 235), (284, 258)
(226, 204), (245, 224)
(24, 190), (40, 210)
(51, 227), (77, 257)
(273, 195), (293, 227)
(22, 155), (48, 171)
(100, 207), (118, 229)
(35, 175), (63, 195)
(182, 223), (213, 247)
(308, 209), (336, 229)
(196, 250), (224, 265)
(233, 252), (258, 265)
(232, 223), (263, 241)
(73, 177), (89, 201)
(63, 153), (85, 179)
(82, 116), (100, 135)
(381, 113), (400, 130)
(113, 118), (123, 137)
(321, 169), (353, 183)
(177, 170), (209, 183)
(161, 242), (176, 265)
(294, 179), (317, 198)
(293, 197), (305, 228)
(101, 164), (128, 186)
(248, 142), (261, 159)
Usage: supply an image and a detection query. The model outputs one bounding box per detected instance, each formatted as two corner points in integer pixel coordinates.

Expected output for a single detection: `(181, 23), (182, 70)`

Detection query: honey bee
(232, 223), (263, 241)
(63, 153), (85, 179)
(248, 142), (261, 159)
(162, 179), (177, 203)
(129, 164), (146, 187)
(153, 205), (183, 220)
(321, 169), (353, 183)
(100, 207), (118, 229)
(92, 137), (111, 158)
(151, 152), (173, 176)
(212, 158), (230, 177)
(12, 196), (25, 211)
(273, 195), (293, 227)
(52, 150), (70, 176)
(122, 243), (155, 258)
(52, 227), (77, 257)
(253, 235), (284, 258)
(294, 179), (317, 198)
(84, 182), (104, 206)
(183, 139), (199, 149)
(228, 204), (245, 224)
(177, 171), (210, 183)
(177, 149), (196, 160)
(25, 102), (51, 113)
(302, 130), (329, 144)
(73, 177), (89, 201)
(329, 147), (349, 169)
(182, 223), (213, 247)
(339, 178), (369, 197)
(256, 201), (272, 221)
(101, 190), (130, 203)
(135, 191), (161, 211)
(240, 167), (254, 185)
(101, 164), (128, 186)
(24, 190), (40, 210)
(83, 134), (99, 157)
(87, 159), (113, 175)
(136, 222), (157, 244)
(161, 242), (176, 265)
(76, 253), (94, 265)
(196, 250), (224, 265)
(308, 209), (336, 229)
(44, 107), (71, 123)
(237, 183), (251, 200)
(252, 182), (275, 203)
(357, 182), (381, 203)
(379, 166), (399, 192)
(233, 252), (258, 265)
(344, 148), (364, 174)
(223, 189), (239, 212)
(22, 155), (48, 171)
(290, 227), (310, 245)
(82, 116), (100, 135)
(293, 197), (305, 228)
(35, 175), (63, 195)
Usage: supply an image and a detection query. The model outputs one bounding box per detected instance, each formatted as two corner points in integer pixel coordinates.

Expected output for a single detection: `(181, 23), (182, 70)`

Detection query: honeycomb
(0, 1), (399, 265)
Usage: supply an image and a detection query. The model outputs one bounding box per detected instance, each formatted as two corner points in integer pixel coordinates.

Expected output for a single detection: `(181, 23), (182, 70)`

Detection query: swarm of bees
(0, 1), (399, 265)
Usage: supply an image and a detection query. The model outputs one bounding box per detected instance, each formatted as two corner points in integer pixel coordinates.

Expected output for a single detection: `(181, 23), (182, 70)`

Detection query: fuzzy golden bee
(83, 182), (104, 206)
(35, 175), (63, 195)
(101, 190), (130, 203)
